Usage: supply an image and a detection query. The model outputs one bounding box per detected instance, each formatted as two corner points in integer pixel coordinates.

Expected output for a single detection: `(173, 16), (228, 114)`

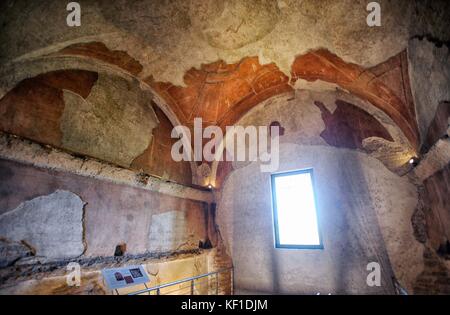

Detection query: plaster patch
(61, 74), (158, 167)
(0, 190), (85, 260)
(148, 211), (194, 253)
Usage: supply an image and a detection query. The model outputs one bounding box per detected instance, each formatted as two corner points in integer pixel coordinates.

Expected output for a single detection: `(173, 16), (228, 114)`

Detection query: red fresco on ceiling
(291, 49), (419, 150)
(145, 57), (293, 131)
(52, 42), (419, 151)
(314, 99), (394, 150)
(3, 42), (422, 187)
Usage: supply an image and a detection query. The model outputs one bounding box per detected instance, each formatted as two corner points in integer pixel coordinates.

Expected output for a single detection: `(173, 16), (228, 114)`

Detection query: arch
(0, 50), (199, 183)
(0, 42), (421, 186)
(209, 90), (416, 188)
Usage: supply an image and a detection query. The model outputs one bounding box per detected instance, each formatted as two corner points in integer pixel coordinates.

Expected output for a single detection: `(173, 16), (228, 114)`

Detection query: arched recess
(0, 53), (197, 185)
(0, 45), (184, 134)
(209, 89), (417, 189)
(290, 49), (420, 151)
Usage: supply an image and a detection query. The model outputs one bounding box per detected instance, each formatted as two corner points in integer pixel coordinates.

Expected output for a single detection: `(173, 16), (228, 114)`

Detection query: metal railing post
(190, 279), (195, 295)
(144, 283), (150, 295)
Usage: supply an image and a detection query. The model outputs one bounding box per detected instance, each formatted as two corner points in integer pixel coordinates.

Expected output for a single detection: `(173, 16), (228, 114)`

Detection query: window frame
(270, 168), (324, 250)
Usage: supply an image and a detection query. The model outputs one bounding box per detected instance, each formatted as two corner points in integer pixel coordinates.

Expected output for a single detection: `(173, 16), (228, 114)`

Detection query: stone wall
(408, 38), (450, 142)
(413, 247), (450, 294)
(411, 148), (450, 295)
(408, 48), (450, 293)
(422, 165), (450, 252)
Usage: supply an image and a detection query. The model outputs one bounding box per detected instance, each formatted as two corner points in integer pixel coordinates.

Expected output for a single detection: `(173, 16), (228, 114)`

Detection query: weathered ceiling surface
(0, 0), (449, 186)
(0, 70), (192, 185)
(314, 99), (394, 150)
(291, 50), (419, 149)
(57, 42), (144, 76)
(148, 57), (292, 130)
(0, 70), (98, 147)
(1, 0), (449, 82)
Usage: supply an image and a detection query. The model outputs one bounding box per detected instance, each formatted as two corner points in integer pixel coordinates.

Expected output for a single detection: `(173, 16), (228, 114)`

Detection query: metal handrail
(128, 267), (233, 295)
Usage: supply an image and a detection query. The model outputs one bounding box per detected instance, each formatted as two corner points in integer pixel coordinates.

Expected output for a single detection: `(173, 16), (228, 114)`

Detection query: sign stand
(101, 265), (150, 295)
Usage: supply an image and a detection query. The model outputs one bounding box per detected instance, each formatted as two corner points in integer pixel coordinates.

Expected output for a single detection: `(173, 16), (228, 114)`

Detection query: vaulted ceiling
(1, 0), (449, 186)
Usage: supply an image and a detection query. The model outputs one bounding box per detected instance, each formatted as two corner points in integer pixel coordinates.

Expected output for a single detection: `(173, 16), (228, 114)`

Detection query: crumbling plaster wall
(0, 190), (85, 262)
(0, 158), (212, 262)
(0, 155), (228, 294)
(407, 37), (450, 293)
(408, 38), (450, 142)
(422, 165), (450, 251)
(215, 92), (422, 294)
(410, 139), (450, 295)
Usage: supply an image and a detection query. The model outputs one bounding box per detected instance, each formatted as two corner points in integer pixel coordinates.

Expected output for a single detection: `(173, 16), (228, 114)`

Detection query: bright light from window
(271, 169), (322, 248)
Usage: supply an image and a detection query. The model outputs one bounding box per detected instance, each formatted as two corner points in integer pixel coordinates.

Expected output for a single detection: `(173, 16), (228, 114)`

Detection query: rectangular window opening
(271, 169), (323, 249)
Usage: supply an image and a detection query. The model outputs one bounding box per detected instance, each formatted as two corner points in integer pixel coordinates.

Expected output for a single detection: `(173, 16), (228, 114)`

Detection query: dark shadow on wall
(229, 167), (282, 294)
(335, 152), (396, 294)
